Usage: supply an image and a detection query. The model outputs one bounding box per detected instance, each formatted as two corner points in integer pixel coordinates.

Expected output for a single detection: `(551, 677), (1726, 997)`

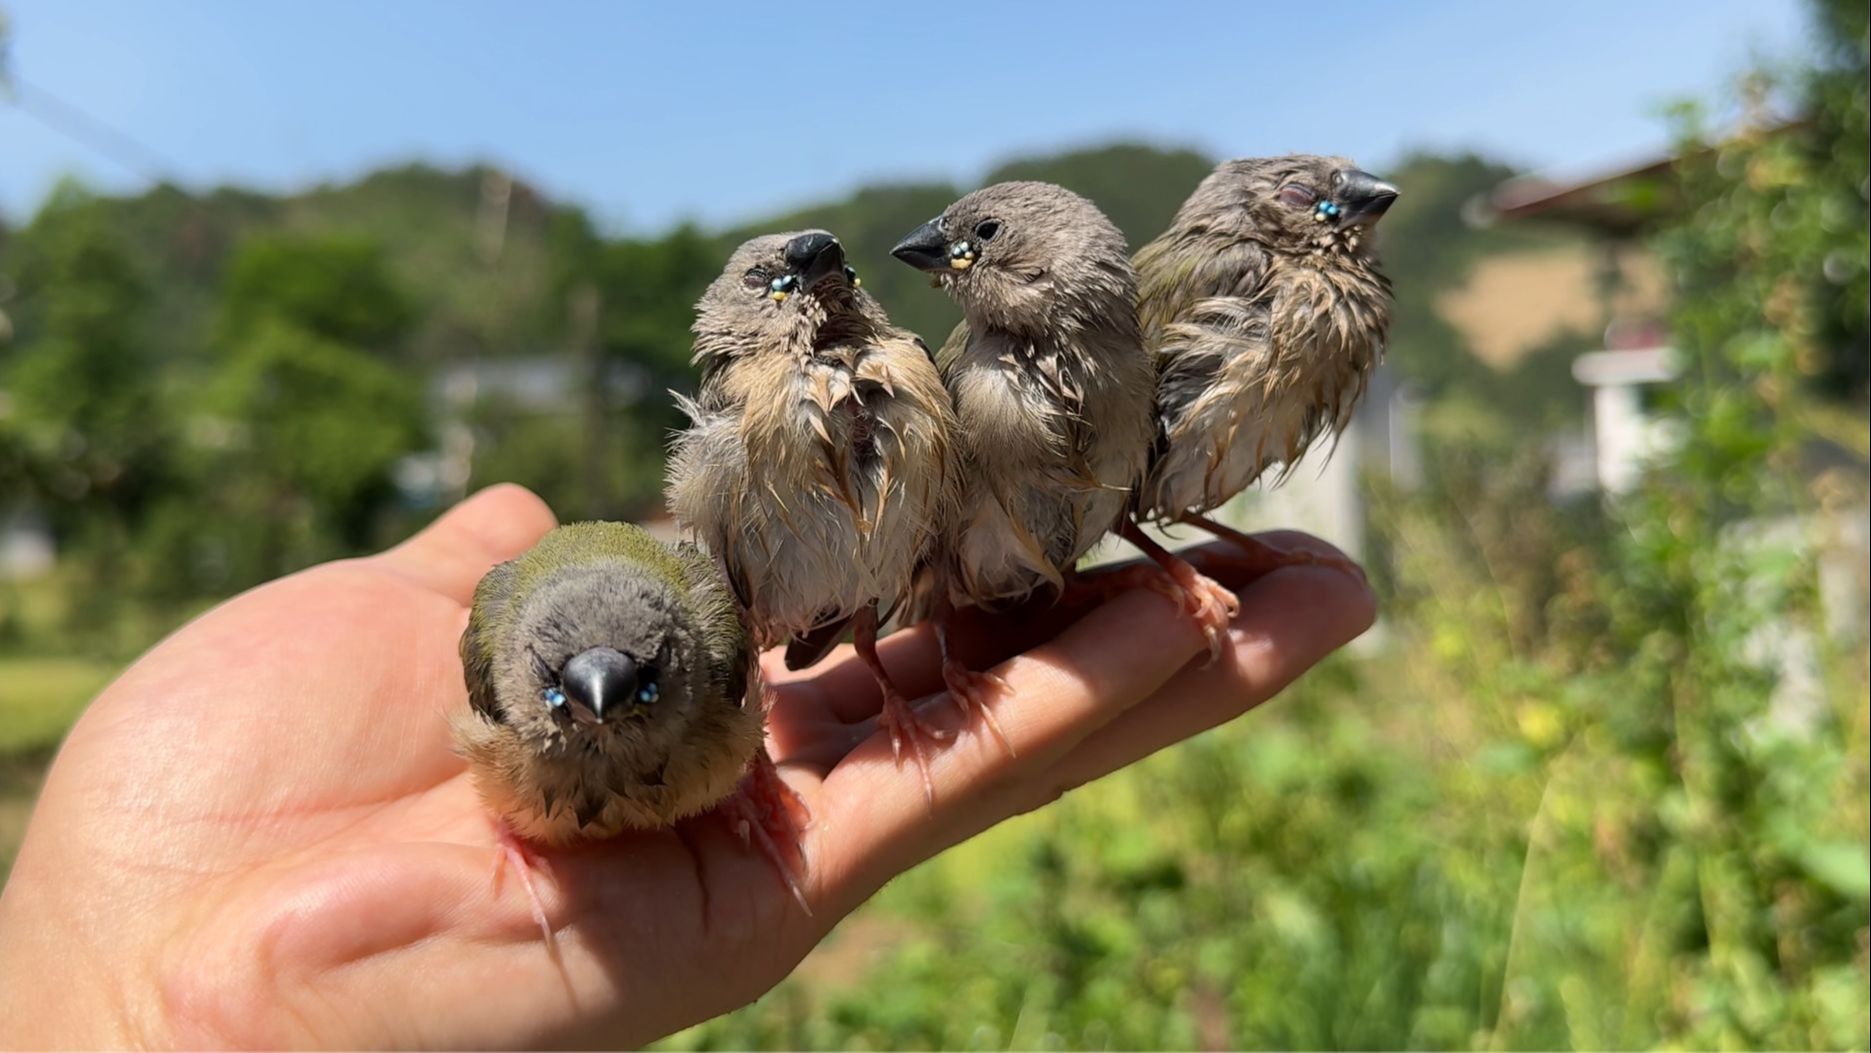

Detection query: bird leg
(1112, 519), (1239, 665)
(854, 600), (950, 805)
(931, 593), (1014, 758)
(1179, 512), (1366, 584)
(724, 747), (813, 916)
(489, 818), (556, 949)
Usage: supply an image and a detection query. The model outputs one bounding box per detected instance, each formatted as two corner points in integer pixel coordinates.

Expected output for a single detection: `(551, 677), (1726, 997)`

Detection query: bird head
(693, 230), (873, 361)
(891, 181), (1136, 335)
(491, 561), (725, 750)
(1186, 155), (1398, 258)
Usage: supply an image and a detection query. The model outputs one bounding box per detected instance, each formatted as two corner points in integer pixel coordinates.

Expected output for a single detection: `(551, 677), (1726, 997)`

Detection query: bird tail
(893, 563), (942, 629)
(783, 612), (854, 673)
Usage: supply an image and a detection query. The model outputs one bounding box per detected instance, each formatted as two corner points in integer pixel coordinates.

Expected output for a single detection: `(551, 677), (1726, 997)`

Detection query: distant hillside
(3, 143), (1580, 413)
(0, 165), (580, 369)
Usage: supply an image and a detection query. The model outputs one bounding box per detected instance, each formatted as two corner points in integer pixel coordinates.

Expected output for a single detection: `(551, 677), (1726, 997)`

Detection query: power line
(1, 10), (177, 187)
(4, 75), (177, 185)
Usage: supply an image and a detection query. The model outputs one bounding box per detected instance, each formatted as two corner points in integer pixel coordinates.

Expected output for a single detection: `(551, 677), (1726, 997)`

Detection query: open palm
(0, 485), (1373, 1048)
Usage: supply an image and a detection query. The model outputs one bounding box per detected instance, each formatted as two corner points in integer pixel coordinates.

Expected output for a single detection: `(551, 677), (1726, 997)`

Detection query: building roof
(1484, 121), (1803, 235)
(1486, 152), (1683, 235)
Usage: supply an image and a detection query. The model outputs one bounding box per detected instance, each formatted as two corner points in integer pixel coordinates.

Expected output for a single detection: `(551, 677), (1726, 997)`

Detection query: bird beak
(890, 218), (952, 273)
(783, 231), (848, 289)
(560, 646), (640, 725)
(1333, 169), (1399, 228)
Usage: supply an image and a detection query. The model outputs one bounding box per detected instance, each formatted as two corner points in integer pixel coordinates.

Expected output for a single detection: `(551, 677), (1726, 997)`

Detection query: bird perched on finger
(891, 182), (1238, 737)
(667, 230), (958, 799)
(1134, 156), (1396, 572)
(455, 520), (808, 940)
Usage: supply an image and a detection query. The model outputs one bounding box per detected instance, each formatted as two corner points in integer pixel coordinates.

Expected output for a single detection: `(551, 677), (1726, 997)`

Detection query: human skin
(0, 484), (1373, 1049)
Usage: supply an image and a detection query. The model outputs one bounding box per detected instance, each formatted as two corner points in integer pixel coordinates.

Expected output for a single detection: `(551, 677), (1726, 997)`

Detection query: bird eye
(532, 652), (567, 710)
(634, 665), (660, 705)
(742, 267), (769, 290)
(974, 219), (1001, 242)
(1278, 185), (1318, 208)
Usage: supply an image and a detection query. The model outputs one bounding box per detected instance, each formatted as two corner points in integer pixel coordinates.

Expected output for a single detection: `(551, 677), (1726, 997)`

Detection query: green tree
(1802, 0), (1870, 399)
(216, 233), (411, 348)
(1, 181), (175, 633)
(193, 234), (425, 586)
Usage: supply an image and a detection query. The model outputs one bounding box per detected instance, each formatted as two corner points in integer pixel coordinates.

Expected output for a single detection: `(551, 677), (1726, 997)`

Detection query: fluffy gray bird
(1134, 156), (1396, 568)
(668, 230), (958, 796)
(455, 520), (806, 935)
(892, 182), (1238, 729)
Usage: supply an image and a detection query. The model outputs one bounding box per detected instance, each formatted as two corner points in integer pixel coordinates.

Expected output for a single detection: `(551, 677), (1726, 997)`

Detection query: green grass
(0, 655), (115, 758)
(0, 654), (116, 882)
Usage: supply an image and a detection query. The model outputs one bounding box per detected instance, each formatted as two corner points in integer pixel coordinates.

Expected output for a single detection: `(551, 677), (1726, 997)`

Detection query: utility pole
(571, 283), (608, 519)
(475, 167), (512, 268)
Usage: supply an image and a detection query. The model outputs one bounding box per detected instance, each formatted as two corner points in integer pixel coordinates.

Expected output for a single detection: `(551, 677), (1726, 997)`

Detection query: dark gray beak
(784, 231), (847, 288)
(1333, 169), (1399, 226)
(890, 218), (951, 272)
(561, 646), (640, 724)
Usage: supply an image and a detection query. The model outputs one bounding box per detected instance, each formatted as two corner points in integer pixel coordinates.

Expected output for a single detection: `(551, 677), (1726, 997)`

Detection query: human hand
(0, 485), (1373, 1048)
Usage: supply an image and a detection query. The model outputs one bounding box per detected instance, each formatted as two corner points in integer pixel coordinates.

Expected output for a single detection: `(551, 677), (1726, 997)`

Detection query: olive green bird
(454, 521), (807, 938)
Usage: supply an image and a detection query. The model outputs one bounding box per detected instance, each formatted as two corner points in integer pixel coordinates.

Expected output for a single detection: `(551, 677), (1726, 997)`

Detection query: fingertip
(1228, 562), (1376, 672)
(374, 485), (559, 604)
(451, 484), (560, 559)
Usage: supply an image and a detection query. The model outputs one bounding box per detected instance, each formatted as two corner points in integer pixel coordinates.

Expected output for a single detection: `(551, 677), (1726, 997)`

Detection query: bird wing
(460, 557), (521, 725)
(932, 318), (971, 379)
(1134, 234), (1204, 345)
(675, 540), (752, 711)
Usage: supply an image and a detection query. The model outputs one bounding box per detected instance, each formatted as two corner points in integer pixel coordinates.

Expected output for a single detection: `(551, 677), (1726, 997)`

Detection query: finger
(1036, 562), (1374, 805)
(812, 584), (1212, 903)
(783, 531), (1359, 727)
(372, 484), (559, 605)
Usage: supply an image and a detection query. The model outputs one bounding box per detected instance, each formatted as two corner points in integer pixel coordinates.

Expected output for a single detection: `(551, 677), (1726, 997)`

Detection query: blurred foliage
(216, 233), (412, 349)
(0, 654), (111, 758)
(2, 3), (1867, 1046)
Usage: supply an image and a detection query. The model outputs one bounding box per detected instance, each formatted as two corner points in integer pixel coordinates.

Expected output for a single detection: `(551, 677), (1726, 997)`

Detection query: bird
(1133, 155), (1396, 575)
(891, 181), (1239, 731)
(667, 230), (959, 800)
(454, 520), (807, 941)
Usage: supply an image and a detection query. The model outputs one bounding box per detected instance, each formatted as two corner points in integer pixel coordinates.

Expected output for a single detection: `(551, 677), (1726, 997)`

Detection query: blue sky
(0, 0), (1810, 232)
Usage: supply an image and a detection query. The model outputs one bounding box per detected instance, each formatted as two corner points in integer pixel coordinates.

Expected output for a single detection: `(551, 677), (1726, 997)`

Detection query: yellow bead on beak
(950, 256), (973, 270)
(770, 290), (789, 302)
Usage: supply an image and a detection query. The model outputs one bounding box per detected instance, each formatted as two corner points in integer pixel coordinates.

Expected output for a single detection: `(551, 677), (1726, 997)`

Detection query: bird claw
(1167, 566), (1239, 667)
(943, 660), (1015, 757)
(1101, 540), (1241, 667)
(727, 750), (812, 915)
(879, 692), (949, 807)
(490, 820), (556, 949)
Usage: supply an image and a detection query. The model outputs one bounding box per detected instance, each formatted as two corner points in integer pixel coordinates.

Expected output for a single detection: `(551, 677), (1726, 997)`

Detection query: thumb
(373, 484), (559, 605)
